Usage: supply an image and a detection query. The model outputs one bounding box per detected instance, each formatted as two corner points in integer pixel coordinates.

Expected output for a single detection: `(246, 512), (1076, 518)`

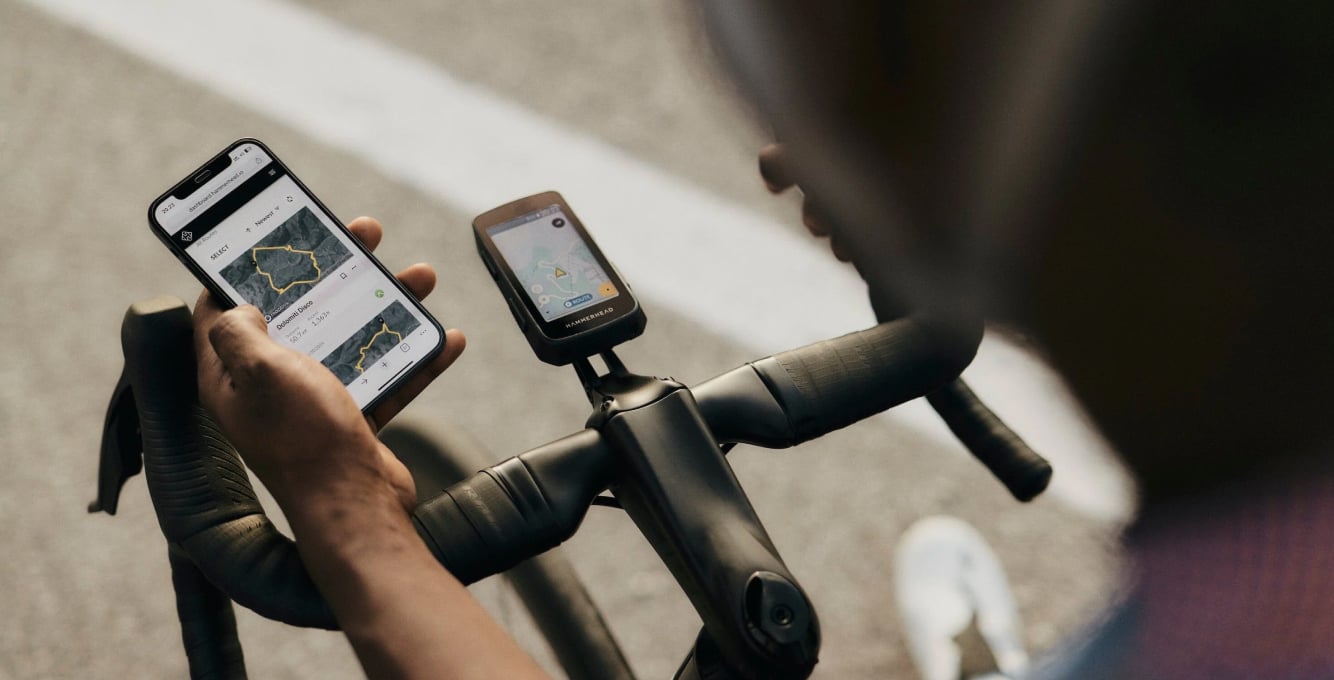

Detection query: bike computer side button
(506, 298), (527, 330)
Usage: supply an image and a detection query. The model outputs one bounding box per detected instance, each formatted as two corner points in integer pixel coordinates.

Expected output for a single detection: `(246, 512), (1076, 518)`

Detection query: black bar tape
(750, 318), (979, 445)
(380, 423), (634, 679)
(412, 460), (565, 585)
(926, 380), (1052, 502)
(180, 515), (336, 629)
(168, 545), (247, 680)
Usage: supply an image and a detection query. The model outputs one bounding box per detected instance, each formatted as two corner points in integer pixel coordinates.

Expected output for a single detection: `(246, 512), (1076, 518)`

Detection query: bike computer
(473, 191), (646, 365)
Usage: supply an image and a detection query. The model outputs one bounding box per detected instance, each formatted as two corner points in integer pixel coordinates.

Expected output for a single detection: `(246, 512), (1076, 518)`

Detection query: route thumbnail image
(320, 301), (421, 385)
(218, 206), (352, 320)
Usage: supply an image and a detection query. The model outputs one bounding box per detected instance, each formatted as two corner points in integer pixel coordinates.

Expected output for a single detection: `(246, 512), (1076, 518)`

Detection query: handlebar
(97, 296), (1051, 679)
(698, 316), (980, 446)
(112, 297), (337, 630)
(926, 380), (1052, 501)
(412, 429), (610, 583)
(691, 318), (1051, 501)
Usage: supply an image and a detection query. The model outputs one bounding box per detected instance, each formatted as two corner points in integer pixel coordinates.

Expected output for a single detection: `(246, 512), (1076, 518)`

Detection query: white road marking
(26, 0), (1133, 522)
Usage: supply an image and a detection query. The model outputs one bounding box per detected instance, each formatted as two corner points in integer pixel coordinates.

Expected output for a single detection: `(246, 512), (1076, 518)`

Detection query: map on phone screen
(217, 207), (352, 320)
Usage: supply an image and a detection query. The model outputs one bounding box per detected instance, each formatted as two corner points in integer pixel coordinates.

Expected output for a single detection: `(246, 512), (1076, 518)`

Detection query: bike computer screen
(474, 191), (645, 365)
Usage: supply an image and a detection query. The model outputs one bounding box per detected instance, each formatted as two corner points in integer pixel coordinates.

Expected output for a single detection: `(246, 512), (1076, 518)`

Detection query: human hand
(758, 143), (853, 262)
(193, 216), (465, 513)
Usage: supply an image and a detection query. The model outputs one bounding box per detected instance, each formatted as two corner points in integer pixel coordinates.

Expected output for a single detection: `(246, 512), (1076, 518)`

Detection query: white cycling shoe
(894, 516), (1030, 680)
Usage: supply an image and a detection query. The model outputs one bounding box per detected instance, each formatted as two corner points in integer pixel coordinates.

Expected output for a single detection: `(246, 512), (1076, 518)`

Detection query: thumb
(759, 143), (795, 193)
(208, 306), (276, 382)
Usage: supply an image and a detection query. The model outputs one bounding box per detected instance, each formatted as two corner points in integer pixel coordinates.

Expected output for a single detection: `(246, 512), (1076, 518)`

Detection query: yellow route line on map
(252, 245), (322, 294)
(355, 323), (404, 373)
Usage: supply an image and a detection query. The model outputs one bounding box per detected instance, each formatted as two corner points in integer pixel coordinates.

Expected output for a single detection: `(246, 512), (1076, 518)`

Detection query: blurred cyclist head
(701, 2), (1334, 502)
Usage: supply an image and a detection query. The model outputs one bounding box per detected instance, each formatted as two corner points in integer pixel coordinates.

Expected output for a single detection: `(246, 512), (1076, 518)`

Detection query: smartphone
(473, 191), (645, 365)
(148, 138), (445, 412)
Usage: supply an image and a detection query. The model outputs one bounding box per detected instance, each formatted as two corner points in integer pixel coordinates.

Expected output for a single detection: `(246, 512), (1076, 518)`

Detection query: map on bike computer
(217, 207), (352, 320)
(490, 208), (619, 322)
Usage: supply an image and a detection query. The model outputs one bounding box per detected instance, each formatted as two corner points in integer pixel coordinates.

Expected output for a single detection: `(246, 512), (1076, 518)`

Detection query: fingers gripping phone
(148, 138), (445, 413)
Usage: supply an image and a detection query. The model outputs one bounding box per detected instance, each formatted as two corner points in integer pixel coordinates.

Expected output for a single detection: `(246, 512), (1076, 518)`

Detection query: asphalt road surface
(0, 2), (1130, 678)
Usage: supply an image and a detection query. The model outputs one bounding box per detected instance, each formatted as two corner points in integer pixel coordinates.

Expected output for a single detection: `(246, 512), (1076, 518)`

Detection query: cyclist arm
(196, 300), (547, 680)
(269, 436), (547, 680)
(191, 218), (548, 680)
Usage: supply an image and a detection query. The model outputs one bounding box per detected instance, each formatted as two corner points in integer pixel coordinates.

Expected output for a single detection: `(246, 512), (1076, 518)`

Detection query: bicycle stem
(587, 371), (820, 680)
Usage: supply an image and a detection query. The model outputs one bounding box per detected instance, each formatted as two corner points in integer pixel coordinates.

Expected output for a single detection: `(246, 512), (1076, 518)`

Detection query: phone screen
(487, 205), (619, 322)
(151, 141), (443, 411)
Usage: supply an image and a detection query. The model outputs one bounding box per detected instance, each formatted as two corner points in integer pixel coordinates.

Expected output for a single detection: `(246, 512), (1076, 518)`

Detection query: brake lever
(90, 370), (143, 515)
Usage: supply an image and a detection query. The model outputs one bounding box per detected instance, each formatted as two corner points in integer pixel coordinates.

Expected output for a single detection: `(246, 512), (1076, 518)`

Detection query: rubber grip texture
(751, 318), (979, 444)
(123, 297), (337, 630)
(926, 380), (1052, 501)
